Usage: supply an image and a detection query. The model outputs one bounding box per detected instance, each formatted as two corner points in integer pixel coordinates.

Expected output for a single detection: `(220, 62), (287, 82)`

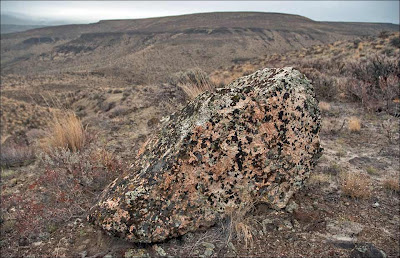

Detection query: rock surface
(88, 67), (322, 243)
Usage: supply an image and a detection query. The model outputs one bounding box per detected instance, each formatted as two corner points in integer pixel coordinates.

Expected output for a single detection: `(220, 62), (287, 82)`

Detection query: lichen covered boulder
(88, 67), (322, 243)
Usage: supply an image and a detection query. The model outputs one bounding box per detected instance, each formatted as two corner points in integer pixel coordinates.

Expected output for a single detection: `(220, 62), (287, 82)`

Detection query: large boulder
(88, 67), (322, 243)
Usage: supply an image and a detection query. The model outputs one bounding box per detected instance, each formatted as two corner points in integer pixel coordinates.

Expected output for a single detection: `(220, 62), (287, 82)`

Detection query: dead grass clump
(383, 177), (399, 193)
(348, 117), (361, 132)
(44, 112), (86, 152)
(309, 173), (332, 185)
(319, 101), (331, 112)
(226, 196), (255, 249)
(172, 68), (216, 100)
(340, 172), (371, 199)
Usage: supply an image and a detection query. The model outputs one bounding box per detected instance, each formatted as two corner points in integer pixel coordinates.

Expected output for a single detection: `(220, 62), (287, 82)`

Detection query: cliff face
(88, 67), (322, 243)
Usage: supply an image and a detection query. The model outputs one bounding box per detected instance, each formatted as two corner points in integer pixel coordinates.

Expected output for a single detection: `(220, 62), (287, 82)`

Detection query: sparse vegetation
(0, 144), (35, 168)
(172, 68), (216, 100)
(366, 166), (378, 175)
(340, 172), (371, 199)
(226, 195), (255, 249)
(44, 112), (86, 152)
(318, 101), (331, 112)
(309, 173), (332, 185)
(383, 177), (399, 193)
(348, 117), (361, 132)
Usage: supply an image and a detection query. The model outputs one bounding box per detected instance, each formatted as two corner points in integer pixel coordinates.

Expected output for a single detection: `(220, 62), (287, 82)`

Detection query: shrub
(0, 144), (35, 168)
(340, 172), (371, 199)
(308, 173), (332, 185)
(304, 70), (338, 101)
(346, 55), (399, 111)
(318, 101), (331, 112)
(389, 36), (400, 48)
(44, 112), (86, 152)
(171, 68), (216, 100)
(2, 144), (124, 239)
(348, 117), (361, 132)
(383, 177), (399, 193)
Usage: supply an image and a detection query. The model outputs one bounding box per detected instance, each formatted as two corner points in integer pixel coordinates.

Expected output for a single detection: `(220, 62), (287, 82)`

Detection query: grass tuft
(318, 101), (331, 112)
(44, 112), (86, 152)
(173, 68), (216, 100)
(340, 172), (371, 199)
(348, 117), (361, 132)
(383, 177), (399, 193)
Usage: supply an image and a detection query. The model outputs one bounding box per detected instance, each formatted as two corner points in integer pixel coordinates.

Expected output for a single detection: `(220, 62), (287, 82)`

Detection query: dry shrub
(319, 101), (331, 112)
(309, 173), (332, 185)
(302, 69), (338, 101)
(171, 68), (216, 100)
(226, 195), (255, 249)
(44, 112), (86, 152)
(348, 117), (361, 132)
(340, 172), (371, 199)
(2, 144), (124, 238)
(345, 55), (400, 111)
(0, 145), (35, 168)
(383, 177), (399, 193)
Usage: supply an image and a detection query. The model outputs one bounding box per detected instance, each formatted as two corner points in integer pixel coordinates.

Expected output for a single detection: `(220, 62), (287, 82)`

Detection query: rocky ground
(1, 34), (399, 257)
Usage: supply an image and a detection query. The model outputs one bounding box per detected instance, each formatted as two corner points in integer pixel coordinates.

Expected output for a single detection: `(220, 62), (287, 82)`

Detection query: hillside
(0, 12), (399, 258)
(1, 12), (398, 83)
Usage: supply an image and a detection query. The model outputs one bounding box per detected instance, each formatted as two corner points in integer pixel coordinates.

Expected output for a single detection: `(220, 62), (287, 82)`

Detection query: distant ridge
(1, 12), (398, 80)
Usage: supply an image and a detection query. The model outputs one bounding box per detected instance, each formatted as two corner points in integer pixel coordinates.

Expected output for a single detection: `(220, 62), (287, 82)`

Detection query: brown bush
(348, 117), (361, 132)
(340, 172), (371, 199)
(319, 101), (331, 112)
(383, 177), (399, 193)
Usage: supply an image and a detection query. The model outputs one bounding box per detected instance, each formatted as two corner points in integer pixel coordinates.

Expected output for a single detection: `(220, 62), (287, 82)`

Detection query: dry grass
(309, 173), (332, 185)
(348, 117), (361, 132)
(383, 177), (399, 193)
(44, 112), (86, 152)
(340, 172), (371, 199)
(174, 68), (216, 100)
(226, 196), (255, 249)
(318, 101), (331, 112)
(179, 82), (215, 100)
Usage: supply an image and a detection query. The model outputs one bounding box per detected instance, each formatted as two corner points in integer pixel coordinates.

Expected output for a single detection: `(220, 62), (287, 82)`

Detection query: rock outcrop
(88, 67), (322, 243)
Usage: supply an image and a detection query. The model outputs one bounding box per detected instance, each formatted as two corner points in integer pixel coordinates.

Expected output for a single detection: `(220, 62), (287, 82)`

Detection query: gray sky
(1, 1), (399, 24)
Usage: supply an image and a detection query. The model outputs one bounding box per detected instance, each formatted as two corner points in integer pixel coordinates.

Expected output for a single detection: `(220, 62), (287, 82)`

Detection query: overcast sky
(1, 1), (399, 24)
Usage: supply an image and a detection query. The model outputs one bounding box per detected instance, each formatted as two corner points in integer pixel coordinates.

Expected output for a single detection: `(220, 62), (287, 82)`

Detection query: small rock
(79, 251), (87, 258)
(18, 237), (29, 246)
(262, 218), (275, 233)
(124, 249), (149, 258)
(202, 242), (215, 257)
(2, 220), (15, 233)
(32, 241), (42, 247)
(228, 242), (236, 253)
(285, 201), (298, 214)
(278, 220), (293, 231)
(345, 202), (350, 206)
(154, 245), (167, 256)
(52, 247), (67, 257)
(350, 243), (387, 258)
(372, 202), (380, 208)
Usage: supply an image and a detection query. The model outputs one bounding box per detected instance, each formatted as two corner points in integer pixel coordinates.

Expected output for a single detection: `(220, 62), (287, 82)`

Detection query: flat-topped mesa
(88, 67), (322, 243)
